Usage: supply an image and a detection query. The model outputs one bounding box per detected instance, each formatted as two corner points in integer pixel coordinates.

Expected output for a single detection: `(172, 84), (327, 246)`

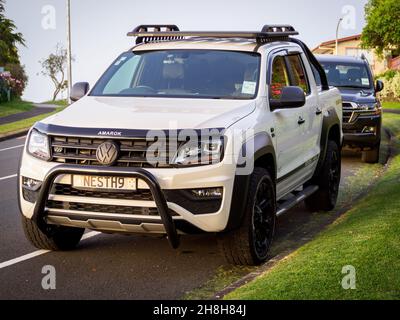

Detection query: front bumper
(343, 114), (381, 148)
(19, 152), (236, 244)
(30, 165), (182, 248)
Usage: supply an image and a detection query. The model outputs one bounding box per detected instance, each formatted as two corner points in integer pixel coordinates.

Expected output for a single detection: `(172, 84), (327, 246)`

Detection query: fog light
(22, 176), (42, 191)
(362, 126), (376, 134)
(191, 188), (223, 198)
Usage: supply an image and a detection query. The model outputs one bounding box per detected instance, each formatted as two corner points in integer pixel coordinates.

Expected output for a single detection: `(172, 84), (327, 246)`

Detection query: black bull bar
(31, 164), (180, 249)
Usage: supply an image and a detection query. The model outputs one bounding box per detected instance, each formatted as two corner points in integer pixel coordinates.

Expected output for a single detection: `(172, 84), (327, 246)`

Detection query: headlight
(358, 102), (381, 115)
(27, 129), (51, 161)
(173, 139), (224, 166)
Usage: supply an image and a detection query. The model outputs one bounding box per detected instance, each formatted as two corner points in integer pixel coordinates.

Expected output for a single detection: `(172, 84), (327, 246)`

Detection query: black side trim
(31, 164), (180, 249)
(276, 155), (319, 184)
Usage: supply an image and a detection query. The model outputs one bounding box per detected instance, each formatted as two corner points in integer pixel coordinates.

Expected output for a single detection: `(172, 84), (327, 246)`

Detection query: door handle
(298, 117), (306, 125)
(316, 107), (322, 115)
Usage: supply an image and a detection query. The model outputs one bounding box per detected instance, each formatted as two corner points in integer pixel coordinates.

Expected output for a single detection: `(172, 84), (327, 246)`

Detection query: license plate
(72, 175), (137, 191)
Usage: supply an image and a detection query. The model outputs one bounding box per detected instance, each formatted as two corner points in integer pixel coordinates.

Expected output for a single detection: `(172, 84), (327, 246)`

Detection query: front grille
(51, 184), (154, 201)
(342, 102), (357, 123)
(46, 184), (178, 217)
(50, 136), (177, 168)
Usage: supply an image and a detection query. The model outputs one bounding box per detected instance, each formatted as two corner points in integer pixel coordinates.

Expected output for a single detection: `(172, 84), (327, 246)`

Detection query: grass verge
(42, 99), (69, 107)
(0, 100), (34, 117)
(0, 107), (64, 136)
(225, 115), (400, 300)
(382, 101), (400, 110)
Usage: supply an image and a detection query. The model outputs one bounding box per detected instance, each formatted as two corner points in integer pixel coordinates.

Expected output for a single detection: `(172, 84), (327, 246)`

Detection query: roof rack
(127, 24), (299, 44)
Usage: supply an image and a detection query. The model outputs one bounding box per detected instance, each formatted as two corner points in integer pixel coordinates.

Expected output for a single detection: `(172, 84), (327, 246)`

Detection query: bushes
(0, 64), (27, 103)
(0, 75), (8, 102)
(377, 70), (400, 102)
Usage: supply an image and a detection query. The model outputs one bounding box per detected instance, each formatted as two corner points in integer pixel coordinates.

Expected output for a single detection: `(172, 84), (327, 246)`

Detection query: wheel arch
(224, 132), (276, 232)
(315, 109), (342, 177)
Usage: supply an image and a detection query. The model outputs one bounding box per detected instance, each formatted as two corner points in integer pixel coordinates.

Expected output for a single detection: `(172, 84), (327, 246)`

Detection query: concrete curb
(0, 128), (29, 142)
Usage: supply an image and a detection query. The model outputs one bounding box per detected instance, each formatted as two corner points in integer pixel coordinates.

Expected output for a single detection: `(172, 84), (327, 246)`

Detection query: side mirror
(270, 86), (306, 110)
(70, 82), (90, 102)
(375, 80), (384, 93)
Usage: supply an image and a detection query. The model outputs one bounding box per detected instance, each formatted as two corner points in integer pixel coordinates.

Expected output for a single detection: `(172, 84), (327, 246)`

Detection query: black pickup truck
(316, 55), (384, 163)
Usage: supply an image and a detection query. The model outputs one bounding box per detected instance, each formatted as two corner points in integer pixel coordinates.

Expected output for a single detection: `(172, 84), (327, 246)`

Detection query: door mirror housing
(270, 86), (306, 110)
(70, 82), (90, 102)
(375, 80), (384, 93)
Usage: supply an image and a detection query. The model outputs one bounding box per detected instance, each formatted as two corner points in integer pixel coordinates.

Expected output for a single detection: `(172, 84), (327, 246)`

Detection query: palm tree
(0, 0), (25, 65)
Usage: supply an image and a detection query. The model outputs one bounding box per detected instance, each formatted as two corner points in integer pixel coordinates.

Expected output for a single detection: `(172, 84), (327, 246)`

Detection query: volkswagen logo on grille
(96, 141), (120, 166)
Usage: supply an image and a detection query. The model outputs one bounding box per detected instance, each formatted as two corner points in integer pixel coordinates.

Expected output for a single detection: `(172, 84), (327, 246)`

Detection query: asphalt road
(0, 136), (368, 299)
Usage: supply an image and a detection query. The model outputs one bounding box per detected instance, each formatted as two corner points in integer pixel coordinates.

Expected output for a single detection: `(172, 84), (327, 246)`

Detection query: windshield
(91, 50), (261, 99)
(319, 61), (372, 89)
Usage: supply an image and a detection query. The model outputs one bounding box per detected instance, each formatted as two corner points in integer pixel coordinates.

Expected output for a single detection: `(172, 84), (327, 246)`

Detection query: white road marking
(0, 174), (17, 181)
(0, 144), (24, 152)
(17, 136), (26, 140)
(0, 231), (101, 270)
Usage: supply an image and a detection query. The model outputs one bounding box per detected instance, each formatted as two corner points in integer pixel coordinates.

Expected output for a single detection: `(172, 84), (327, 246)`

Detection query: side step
(276, 185), (319, 217)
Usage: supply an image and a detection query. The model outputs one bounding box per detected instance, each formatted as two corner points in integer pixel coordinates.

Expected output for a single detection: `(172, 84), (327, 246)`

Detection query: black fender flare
(314, 107), (341, 177)
(224, 132), (276, 232)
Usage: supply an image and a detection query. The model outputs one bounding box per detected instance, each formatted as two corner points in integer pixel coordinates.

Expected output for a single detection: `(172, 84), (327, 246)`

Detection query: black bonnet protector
(32, 164), (180, 249)
(34, 122), (225, 139)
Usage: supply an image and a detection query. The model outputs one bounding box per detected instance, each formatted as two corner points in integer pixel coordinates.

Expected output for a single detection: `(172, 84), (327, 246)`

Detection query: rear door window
(270, 56), (290, 99)
(286, 54), (310, 94)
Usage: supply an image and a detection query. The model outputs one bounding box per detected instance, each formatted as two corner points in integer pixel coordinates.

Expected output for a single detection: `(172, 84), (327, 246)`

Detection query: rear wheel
(362, 144), (380, 164)
(22, 216), (84, 250)
(218, 168), (276, 266)
(305, 140), (341, 212)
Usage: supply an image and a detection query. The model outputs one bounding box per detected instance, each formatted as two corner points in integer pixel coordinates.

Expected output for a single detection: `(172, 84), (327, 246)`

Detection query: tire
(362, 145), (380, 164)
(21, 216), (84, 251)
(305, 140), (341, 212)
(218, 167), (276, 266)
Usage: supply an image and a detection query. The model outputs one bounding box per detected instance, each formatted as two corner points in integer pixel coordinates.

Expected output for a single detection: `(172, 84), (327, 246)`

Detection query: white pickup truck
(19, 25), (342, 265)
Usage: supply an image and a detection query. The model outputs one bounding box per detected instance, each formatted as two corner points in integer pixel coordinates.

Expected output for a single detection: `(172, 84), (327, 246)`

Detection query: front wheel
(218, 168), (276, 266)
(305, 140), (341, 212)
(22, 216), (84, 251)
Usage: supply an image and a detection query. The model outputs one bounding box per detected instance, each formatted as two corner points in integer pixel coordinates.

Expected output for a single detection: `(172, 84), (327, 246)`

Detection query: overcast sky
(5, 0), (368, 102)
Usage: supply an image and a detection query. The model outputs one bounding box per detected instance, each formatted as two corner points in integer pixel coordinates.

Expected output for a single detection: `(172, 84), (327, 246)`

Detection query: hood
(337, 87), (376, 104)
(42, 96), (256, 130)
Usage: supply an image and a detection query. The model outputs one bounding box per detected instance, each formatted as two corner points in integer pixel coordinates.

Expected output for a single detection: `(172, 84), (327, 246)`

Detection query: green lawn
(225, 115), (400, 300)
(0, 100), (34, 117)
(382, 101), (400, 110)
(0, 107), (64, 136)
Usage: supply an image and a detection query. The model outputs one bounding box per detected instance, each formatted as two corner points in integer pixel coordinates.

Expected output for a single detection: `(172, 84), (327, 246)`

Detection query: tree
(0, 0), (25, 65)
(40, 44), (69, 101)
(361, 0), (400, 56)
